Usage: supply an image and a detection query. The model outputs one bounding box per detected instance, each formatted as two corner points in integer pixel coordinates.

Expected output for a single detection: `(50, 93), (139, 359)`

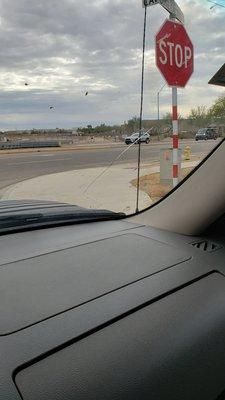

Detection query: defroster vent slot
(191, 240), (222, 253)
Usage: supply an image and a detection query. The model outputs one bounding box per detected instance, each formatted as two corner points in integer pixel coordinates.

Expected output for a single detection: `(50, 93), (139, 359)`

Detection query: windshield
(0, 0), (224, 223)
(197, 129), (207, 134)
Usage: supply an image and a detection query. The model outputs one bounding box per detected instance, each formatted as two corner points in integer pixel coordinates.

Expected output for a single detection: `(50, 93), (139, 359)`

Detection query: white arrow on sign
(142, 0), (184, 25)
(142, 0), (160, 6)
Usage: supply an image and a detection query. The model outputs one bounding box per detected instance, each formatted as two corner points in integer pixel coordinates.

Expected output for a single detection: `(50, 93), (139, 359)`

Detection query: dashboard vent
(191, 240), (222, 253)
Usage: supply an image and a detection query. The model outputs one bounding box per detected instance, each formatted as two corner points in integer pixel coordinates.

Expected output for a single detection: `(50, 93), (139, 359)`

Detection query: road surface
(0, 139), (220, 191)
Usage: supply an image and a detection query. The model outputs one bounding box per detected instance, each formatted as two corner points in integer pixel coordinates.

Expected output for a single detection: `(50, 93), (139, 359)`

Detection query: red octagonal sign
(155, 20), (194, 87)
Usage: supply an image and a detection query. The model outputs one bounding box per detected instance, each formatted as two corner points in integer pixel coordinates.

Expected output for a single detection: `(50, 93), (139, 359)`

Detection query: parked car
(195, 128), (217, 141)
(125, 132), (150, 145)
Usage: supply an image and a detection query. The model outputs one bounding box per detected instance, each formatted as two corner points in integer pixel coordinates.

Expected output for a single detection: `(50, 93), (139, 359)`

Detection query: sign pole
(170, 13), (179, 188)
(146, 0), (194, 189)
(172, 85), (179, 187)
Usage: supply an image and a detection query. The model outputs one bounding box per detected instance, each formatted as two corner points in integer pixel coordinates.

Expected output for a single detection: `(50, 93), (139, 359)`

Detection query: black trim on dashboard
(215, 389), (225, 400)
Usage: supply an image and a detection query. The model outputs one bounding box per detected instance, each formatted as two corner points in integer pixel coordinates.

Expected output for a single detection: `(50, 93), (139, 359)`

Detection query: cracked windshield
(0, 0), (224, 216)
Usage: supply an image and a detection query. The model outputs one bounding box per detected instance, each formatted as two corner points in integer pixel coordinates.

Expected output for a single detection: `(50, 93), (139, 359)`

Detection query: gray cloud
(0, 0), (224, 129)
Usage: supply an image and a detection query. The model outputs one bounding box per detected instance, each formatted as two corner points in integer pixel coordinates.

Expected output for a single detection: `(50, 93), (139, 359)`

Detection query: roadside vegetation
(77, 95), (225, 140)
(1, 95), (225, 141)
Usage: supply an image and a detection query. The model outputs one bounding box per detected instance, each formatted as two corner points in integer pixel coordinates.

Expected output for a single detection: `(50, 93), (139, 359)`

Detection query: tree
(208, 96), (225, 119)
(162, 112), (182, 121)
(162, 112), (172, 121)
(188, 106), (208, 120)
(126, 116), (140, 132)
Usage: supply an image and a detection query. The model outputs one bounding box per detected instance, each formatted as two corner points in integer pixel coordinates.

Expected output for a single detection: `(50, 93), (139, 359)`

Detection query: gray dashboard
(0, 218), (224, 399)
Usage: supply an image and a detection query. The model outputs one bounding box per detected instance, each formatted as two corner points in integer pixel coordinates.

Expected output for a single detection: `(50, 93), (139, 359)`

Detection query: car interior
(0, 136), (223, 400)
(0, 1), (224, 399)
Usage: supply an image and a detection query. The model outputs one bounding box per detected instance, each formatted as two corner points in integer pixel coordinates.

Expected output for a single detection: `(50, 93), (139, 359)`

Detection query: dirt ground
(132, 167), (192, 203)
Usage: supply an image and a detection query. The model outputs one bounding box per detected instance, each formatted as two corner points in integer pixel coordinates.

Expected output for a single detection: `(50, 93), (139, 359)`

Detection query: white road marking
(15, 153), (56, 158)
(29, 153), (55, 157)
(7, 158), (73, 166)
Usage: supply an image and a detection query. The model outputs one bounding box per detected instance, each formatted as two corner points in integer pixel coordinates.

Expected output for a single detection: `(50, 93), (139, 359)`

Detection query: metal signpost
(136, 0), (193, 212)
(155, 19), (194, 186)
(141, 0), (193, 188)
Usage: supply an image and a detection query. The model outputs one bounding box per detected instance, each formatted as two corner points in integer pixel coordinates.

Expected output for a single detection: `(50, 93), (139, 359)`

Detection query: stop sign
(155, 20), (194, 87)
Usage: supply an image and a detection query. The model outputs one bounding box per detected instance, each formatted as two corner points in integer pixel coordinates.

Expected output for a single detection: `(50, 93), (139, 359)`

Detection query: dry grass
(131, 167), (193, 203)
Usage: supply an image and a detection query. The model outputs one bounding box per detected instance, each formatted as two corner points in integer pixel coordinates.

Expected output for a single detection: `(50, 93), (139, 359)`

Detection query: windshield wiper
(0, 208), (125, 233)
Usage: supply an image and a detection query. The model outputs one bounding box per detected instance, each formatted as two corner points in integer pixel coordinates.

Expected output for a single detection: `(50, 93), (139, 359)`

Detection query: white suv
(125, 132), (150, 145)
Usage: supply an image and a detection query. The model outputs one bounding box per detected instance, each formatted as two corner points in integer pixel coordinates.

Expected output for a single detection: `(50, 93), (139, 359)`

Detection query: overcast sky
(0, 0), (224, 129)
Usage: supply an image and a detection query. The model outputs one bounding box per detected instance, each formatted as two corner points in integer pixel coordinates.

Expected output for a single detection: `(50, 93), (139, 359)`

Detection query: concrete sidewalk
(1, 160), (199, 214)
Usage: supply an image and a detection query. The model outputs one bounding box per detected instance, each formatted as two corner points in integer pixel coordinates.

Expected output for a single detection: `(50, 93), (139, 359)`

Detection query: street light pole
(156, 83), (167, 141)
(157, 92), (160, 121)
(157, 83), (167, 121)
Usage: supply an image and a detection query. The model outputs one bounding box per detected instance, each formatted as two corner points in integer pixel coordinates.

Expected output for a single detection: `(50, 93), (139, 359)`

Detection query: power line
(207, 0), (225, 9)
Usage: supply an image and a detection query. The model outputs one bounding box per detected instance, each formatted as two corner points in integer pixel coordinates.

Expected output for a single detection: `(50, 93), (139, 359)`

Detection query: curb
(0, 139), (181, 156)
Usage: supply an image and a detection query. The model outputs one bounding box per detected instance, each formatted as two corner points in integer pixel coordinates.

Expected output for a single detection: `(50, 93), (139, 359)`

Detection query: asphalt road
(0, 139), (220, 191)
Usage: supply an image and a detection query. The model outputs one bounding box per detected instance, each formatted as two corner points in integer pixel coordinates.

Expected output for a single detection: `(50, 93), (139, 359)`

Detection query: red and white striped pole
(172, 86), (179, 187)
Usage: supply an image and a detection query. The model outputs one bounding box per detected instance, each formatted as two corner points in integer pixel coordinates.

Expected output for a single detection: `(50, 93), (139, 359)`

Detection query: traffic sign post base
(160, 148), (181, 185)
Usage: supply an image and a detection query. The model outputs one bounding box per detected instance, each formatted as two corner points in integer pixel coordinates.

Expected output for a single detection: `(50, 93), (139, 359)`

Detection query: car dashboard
(0, 216), (224, 400)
